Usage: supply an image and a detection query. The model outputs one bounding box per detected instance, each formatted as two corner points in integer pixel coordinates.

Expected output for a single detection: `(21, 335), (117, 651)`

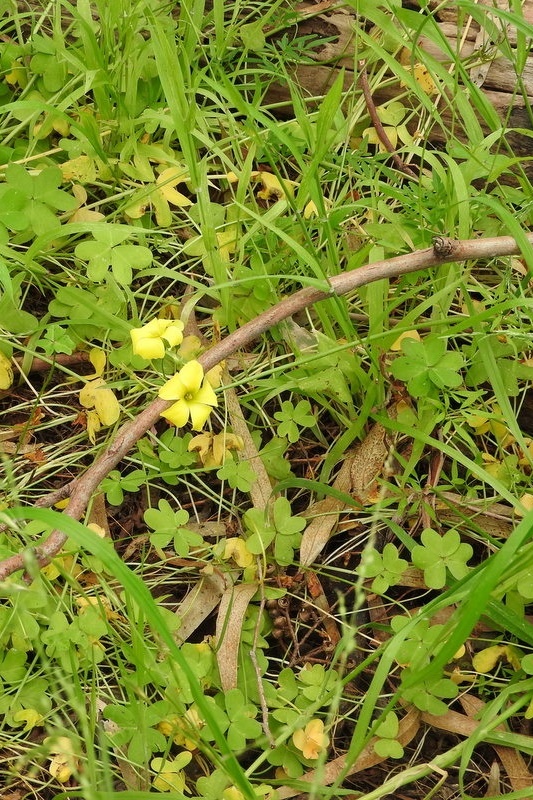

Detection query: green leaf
(217, 459), (257, 492)
(240, 21), (266, 51)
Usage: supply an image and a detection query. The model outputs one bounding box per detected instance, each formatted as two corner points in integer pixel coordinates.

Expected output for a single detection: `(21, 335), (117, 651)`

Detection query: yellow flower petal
(194, 382), (218, 407)
(162, 321), (184, 347)
(179, 359), (205, 394)
(189, 401), (214, 431)
(130, 318), (184, 359)
(159, 373), (187, 401)
(293, 719), (329, 760)
(161, 399), (190, 427)
(159, 361), (217, 430)
(133, 332), (165, 359)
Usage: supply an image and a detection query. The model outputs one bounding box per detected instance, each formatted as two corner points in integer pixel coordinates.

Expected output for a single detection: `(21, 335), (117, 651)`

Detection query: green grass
(1, 0), (533, 798)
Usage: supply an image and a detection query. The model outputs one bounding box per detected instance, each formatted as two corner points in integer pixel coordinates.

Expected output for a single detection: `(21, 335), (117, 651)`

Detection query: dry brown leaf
(175, 571), (228, 644)
(300, 450), (357, 566)
(301, 408), (400, 566)
(88, 492), (111, 537)
(460, 694), (533, 792)
(277, 706), (420, 799)
(216, 582), (258, 691)
(350, 419), (392, 505)
(224, 371), (273, 511)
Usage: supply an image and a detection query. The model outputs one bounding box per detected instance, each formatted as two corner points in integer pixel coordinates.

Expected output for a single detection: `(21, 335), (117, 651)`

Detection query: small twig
(0, 232), (532, 580)
(358, 61), (419, 180)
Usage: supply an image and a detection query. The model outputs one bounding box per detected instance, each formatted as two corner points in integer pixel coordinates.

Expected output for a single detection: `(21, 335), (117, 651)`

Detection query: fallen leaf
(216, 581), (258, 691)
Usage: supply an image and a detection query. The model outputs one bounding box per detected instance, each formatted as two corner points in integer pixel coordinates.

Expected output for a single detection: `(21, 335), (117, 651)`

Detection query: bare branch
(0, 233), (531, 580)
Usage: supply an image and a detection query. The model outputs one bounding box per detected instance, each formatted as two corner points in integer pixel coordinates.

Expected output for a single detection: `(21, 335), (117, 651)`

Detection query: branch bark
(1, 233), (531, 580)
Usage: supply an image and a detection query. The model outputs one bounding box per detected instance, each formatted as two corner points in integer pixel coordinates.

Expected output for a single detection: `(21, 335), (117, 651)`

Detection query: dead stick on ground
(0, 233), (532, 580)
(358, 61), (419, 180)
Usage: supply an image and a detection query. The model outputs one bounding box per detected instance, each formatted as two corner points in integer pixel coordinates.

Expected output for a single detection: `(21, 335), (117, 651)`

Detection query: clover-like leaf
(412, 528), (473, 589)
(390, 336), (464, 398)
(274, 399), (315, 443)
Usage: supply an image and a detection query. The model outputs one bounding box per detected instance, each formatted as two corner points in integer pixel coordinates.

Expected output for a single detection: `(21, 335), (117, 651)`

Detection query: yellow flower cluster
(130, 318), (218, 431)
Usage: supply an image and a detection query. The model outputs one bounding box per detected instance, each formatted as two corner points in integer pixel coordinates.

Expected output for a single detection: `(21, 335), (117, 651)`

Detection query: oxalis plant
(2, 0), (533, 798)
(2, 235), (533, 799)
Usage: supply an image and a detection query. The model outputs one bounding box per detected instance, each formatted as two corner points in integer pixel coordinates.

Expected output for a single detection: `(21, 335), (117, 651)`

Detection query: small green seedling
(274, 399), (315, 443)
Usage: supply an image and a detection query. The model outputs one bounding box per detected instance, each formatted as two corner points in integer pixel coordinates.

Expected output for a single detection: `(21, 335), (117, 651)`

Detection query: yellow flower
(45, 736), (79, 784)
(130, 317), (184, 359)
(79, 377), (120, 443)
(292, 719), (329, 760)
(224, 537), (254, 568)
(159, 360), (217, 430)
(188, 431), (243, 467)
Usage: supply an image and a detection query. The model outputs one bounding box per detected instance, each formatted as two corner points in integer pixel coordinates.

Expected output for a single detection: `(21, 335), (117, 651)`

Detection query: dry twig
(0, 233), (531, 580)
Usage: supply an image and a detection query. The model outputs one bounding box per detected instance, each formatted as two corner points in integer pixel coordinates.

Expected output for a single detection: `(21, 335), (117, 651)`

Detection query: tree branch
(1, 233), (531, 580)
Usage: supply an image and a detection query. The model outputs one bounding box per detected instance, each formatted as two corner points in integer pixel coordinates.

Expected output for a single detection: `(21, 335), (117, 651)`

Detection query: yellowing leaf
(86, 409), (101, 444)
(88, 348), (107, 378)
(156, 167), (192, 207)
(45, 736), (79, 784)
(223, 790), (245, 800)
(205, 363), (223, 389)
(472, 644), (507, 673)
(79, 376), (120, 443)
(0, 351), (13, 390)
(255, 171), (298, 201)
(189, 431), (243, 467)
(151, 754), (192, 792)
(517, 493), (533, 517)
(390, 329), (421, 351)
(60, 156), (97, 183)
(303, 197), (332, 219)
(412, 63), (437, 95)
(12, 708), (44, 731)
(86, 523), (107, 538)
(224, 537), (254, 568)
(79, 377), (120, 426)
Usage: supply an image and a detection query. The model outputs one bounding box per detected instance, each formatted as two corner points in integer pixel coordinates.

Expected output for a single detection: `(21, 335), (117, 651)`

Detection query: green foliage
(374, 711), (404, 759)
(356, 543), (408, 594)
(74, 225), (153, 284)
(215, 688), (263, 750)
(100, 468), (147, 505)
(217, 458), (258, 492)
(274, 399), (315, 443)
(103, 702), (167, 763)
(244, 497), (306, 566)
(390, 336), (464, 398)
(411, 528), (473, 589)
(0, 163), (77, 238)
(2, 0), (533, 796)
(144, 498), (203, 555)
